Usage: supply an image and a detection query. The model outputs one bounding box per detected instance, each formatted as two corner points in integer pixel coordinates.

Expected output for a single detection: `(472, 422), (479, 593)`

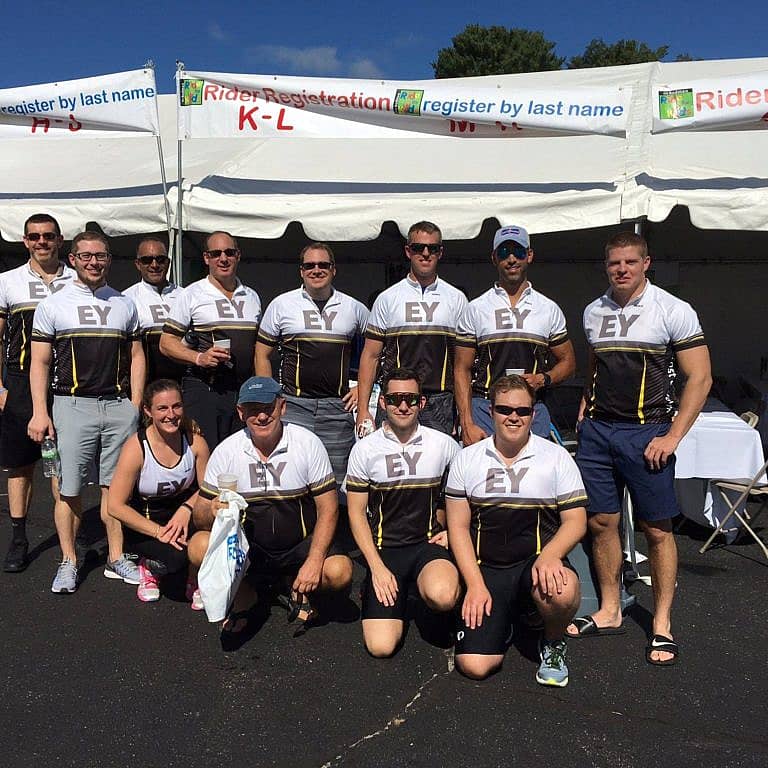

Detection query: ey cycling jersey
(0, 262), (75, 374)
(365, 276), (467, 394)
(258, 287), (368, 398)
(162, 277), (261, 388)
(200, 423), (336, 553)
(123, 280), (185, 382)
(583, 281), (706, 423)
(31, 282), (140, 397)
(446, 434), (586, 567)
(345, 423), (459, 548)
(456, 283), (568, 398)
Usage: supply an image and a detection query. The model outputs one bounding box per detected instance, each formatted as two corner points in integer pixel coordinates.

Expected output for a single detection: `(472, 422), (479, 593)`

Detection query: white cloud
(348, 58), (385, 79)
(208, 22), (227, 42)
(250, 45), (343, 75)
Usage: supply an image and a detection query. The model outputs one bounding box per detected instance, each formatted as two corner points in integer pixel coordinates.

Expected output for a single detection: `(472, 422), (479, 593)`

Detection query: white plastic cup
(213, 338), (231, 350)
(217, 473), (238, 492)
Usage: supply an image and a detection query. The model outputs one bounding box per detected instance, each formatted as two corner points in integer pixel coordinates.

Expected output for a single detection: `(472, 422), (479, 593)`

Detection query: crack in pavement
(319, 653), (453, 768)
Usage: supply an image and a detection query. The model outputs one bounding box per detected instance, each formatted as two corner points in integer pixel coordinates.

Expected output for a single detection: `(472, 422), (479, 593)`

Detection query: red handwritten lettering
(276, 108), (294, 131)
(31, 117), (50, 134)
(238, 106), (259, 131)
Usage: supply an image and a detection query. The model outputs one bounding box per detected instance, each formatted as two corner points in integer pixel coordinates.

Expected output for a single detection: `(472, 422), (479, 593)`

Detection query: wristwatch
(541, 372), (552, 388)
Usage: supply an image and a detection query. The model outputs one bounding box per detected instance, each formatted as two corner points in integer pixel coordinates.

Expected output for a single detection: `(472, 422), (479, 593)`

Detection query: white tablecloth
(675, 410), (765, 534)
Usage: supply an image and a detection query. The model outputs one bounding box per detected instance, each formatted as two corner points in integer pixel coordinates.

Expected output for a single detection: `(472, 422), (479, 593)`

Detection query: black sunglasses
(205, 248), (240, 259)
(492, 404), (534, 417)
(496, 243), (528, 261)
(407, 242), (442, 255)
(25, 232), (59, 241)
(300, 261), (333, 271)
(137, 255), (168, 265)
(383, 392), (421, 408)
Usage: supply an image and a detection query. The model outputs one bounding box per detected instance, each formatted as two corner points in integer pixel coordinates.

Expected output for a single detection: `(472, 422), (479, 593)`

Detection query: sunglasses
(300, 261), (333, 271)
(205, 248), (240, 259)
(496, 243), (528, 261)
(383, 392), (421, 408)
(74, 252), (110, 262)
(137, 255), (168, 265)
(25, 232), (59, 242)
(407, 242), (442, 255)
(492, 404), (534, 417)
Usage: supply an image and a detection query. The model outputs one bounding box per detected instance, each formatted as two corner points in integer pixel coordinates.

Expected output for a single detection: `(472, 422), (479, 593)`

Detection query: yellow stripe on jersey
(19, 321), (27, 370)
(376, 499), (384, 548)
(484, 345), (493, 390)
(70, 339), (78, 395)
(295, 342), (301, 397)
(536, 510), (542, 554)
(440, 345), (448, 391)
(396, 336), (401, 367)
(475, 516), (482, 564)
(427, 487), (434, 538)
(299, 497), (306, 538)
(637, 355), (647, 424)
(337, 350), (344, 397)
(587, 364), (598, 417)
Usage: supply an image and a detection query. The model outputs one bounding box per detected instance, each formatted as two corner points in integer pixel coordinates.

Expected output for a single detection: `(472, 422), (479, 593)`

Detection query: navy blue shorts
(575, 418), (679, 522)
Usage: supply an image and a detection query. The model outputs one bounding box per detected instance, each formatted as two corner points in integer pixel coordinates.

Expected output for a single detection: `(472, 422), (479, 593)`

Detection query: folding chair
(699, 456), (768, 559)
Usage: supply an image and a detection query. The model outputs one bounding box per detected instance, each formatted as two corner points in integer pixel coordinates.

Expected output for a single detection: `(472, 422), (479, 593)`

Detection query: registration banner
(178, 70), (628, 139)
(652, 71), (768, 132)
(0, 69), (160, 138)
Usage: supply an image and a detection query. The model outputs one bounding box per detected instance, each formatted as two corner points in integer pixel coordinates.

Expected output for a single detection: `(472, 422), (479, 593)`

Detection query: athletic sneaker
(4, 539), (29, 573)
(51, 559), (78, 594)
(136, 560), (160, 602)
(104, 554), (141, 584)
(536, 638), (570, 687)
(186, 578), (204, 611)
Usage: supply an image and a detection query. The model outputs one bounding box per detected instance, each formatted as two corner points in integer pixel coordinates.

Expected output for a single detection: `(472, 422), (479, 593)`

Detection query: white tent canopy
(1, 57), (766, 241)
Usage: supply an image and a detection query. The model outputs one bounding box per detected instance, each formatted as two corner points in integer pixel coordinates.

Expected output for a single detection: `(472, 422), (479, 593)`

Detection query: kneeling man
(446, 375), (587, 686)
(346, 368), (461, 657)
(189, 376), (353, 634)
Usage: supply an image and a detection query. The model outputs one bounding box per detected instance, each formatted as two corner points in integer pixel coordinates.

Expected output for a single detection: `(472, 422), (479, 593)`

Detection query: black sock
(10, 517), (27, 543)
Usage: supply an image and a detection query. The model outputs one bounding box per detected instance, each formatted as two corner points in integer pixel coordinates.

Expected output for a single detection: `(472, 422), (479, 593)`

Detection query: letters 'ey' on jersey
(446, 435), (586, 568)
(258, 287), (368, 398)
(162, 277), (261, 387)
(365, 276), (468, 394)
(31, 282), (140, 397)
(200, 423), (335, 553)
(0, 263), (75, 374)
(583, 281), (706, 424)
(456, 283), (569, 399)
(345, 423), (459, 549)
(123, 280), (185, 382)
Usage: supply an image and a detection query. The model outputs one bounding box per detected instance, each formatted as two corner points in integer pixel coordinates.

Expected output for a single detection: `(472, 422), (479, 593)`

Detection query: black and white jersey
(345, 423), (459, 548)
(583, 281), (706, 423)
(0, 262), (75, 374)
(31, 282), (140, 397)
(446, 435), (586, 568)
(258, 287), (368, 398)
(365, 276), (467, 394)
(162, 277), (261, 387)
(456, 283), (569, 398)
(200, 423), (336, 553)
(123, 280), (185, 382)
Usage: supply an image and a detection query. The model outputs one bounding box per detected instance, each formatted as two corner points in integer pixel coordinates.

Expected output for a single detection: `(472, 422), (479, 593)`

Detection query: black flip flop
(567, 615), (626, 639)
(221, 609), (250, 637)
(646, 634), (679, 666)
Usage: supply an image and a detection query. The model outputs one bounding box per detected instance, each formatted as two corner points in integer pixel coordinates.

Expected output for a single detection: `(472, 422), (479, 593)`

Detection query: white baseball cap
(493, 225), (530, 251)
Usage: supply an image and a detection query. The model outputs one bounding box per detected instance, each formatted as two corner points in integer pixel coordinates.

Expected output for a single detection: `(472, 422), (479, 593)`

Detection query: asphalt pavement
(1, 469), (767, 768)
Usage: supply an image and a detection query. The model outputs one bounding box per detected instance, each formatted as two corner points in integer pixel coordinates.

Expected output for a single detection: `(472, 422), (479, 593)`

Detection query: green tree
(568, 39), (669, 68)
(432, 25), (564, 78)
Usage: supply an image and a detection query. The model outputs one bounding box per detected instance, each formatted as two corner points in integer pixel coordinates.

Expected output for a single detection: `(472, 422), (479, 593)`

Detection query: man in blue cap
(188, 376), (353, 636)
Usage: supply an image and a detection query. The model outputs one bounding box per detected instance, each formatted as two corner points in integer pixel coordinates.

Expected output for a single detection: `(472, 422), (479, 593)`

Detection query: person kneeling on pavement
(446, 375), (587, 687)
(108, 379), (210, 605)
(187, 376), (353, 637)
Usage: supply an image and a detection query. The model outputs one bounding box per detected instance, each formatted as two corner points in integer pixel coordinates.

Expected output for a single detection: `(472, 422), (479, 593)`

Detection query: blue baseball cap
(237, 376), (282, 404)
(493, 225), (530, 251)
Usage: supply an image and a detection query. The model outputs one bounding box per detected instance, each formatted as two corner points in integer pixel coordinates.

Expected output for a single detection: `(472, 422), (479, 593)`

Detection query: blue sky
(0, 0), (764, 91)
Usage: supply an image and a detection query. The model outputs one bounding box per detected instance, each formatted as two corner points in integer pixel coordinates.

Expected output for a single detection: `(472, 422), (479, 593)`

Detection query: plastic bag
(197, 490), (250, 622)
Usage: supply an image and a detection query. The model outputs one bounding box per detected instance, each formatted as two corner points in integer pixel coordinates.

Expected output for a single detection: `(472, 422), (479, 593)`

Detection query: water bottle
(41, 436), (61, 478)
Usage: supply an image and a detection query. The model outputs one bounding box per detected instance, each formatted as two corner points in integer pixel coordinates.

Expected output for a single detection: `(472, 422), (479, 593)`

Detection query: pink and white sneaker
(186, 578), (204, 611)
(137, 560), (160, 602)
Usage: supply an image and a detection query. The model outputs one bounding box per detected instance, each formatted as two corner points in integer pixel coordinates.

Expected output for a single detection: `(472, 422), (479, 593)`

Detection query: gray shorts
(52, 395), (140, 496)
(282, 394), (354, 488)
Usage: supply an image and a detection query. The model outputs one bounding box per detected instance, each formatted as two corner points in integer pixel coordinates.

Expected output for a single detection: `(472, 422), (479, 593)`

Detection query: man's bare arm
(253, 341), (274, 377)
(28, 340), (54, 441)
(129, 339), (146, 409)
(355, 338), (383, 428)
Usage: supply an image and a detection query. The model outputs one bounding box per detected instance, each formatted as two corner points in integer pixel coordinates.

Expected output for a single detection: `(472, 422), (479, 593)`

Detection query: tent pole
(175, 61), (185, 286)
